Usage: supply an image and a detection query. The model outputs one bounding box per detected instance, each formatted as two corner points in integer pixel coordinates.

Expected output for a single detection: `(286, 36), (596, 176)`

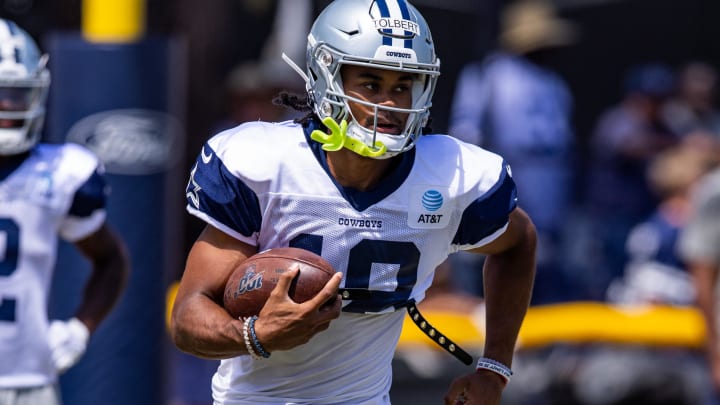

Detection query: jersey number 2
(0, 218), (20, 322)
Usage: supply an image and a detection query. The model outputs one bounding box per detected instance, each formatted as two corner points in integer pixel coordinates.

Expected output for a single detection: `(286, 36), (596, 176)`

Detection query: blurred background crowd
(6, 0), (720, 404)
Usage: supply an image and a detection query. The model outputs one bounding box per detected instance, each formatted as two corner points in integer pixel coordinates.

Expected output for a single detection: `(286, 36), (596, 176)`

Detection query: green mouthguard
(311, 117), (387, 158)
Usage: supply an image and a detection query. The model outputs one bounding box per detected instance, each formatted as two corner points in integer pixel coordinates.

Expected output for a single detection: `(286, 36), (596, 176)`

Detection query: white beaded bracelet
(242, 317), (261, 360)
(475, 357), (513, 384)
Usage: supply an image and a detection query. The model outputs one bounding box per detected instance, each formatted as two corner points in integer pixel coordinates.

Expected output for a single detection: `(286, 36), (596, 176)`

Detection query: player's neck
(325, 148), (399, 192)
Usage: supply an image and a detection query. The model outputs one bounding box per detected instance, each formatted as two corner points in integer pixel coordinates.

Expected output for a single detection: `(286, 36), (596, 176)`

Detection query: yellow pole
(82, 0), (145, 43)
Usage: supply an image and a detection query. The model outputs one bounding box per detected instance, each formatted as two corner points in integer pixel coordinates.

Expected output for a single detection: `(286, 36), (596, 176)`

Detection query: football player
(0, 19), (129, 405)
(171, 0), (536, 404)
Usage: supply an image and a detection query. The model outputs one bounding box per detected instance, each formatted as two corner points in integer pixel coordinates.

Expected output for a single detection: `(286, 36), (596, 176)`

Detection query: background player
(0, 18), (129, 405)
(171, 0), (536, 404)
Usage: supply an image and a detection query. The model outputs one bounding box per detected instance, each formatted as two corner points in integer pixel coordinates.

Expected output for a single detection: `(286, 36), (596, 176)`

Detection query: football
(223, 247), (336, 319)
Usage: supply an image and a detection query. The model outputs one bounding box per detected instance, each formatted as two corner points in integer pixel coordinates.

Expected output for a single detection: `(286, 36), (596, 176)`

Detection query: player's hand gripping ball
(223, 247), (336, 319)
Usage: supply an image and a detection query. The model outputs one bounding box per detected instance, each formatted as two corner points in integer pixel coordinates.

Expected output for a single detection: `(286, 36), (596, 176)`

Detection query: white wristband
(475, 357), (512, 383)
(242, 317), (261, 360)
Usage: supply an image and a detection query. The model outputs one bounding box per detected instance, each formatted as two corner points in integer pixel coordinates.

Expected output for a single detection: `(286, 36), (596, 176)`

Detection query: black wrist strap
(406, 299), (473, 365)
(339, 289), (473, 365)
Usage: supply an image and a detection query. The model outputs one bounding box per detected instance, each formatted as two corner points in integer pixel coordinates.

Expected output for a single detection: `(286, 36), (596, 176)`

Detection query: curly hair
(272, 91), (316, 126)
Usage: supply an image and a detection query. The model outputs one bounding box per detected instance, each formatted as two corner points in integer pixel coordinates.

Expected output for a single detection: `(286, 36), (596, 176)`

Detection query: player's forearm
(170, 294), (249, 359)
(481, 229), (536, 366)
(76, 244), (129, 333)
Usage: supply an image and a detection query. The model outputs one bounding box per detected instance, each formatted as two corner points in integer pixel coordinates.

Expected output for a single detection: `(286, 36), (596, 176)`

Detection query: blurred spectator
(678, 166), (720, 402)
(213, 60), (298, 133)
(507, 142), (719, 405)
(448, 0), (578, 304)
(663, 61), (720, 140)
(506, 130), (719, 405)
(607, 144), (718, 305)
(511, 143), (719, 405)
(584, 63), (680, 299)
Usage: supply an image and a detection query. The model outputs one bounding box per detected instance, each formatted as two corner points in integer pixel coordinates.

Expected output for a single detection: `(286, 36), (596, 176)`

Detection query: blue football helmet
(0, 19), (50, 155)
(286, 0), (440, 159)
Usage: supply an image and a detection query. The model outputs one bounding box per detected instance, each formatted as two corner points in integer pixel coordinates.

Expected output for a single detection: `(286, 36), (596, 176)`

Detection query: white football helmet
(0, 19), (50, 155)
(286, 0), (440, 159)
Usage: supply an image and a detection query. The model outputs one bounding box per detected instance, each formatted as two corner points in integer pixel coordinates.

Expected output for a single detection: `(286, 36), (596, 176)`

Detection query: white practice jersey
(0, 143), (108, 388)
(186, 120), (517, 404)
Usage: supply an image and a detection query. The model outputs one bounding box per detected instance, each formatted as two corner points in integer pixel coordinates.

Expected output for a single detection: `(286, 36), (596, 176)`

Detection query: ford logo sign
(66, 109), (183, 175)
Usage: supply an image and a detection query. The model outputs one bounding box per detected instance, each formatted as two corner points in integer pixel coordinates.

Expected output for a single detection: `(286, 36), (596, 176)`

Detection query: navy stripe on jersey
(453, 163), (517, 246)
(187, 144), (262, 237)
(304, 120), (415, 212)
(68, 169), (108, 217)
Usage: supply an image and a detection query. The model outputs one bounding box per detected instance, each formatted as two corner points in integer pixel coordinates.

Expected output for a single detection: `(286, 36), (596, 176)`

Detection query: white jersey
(0, 143), (107, 388)
(186, 120), (517, 404)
